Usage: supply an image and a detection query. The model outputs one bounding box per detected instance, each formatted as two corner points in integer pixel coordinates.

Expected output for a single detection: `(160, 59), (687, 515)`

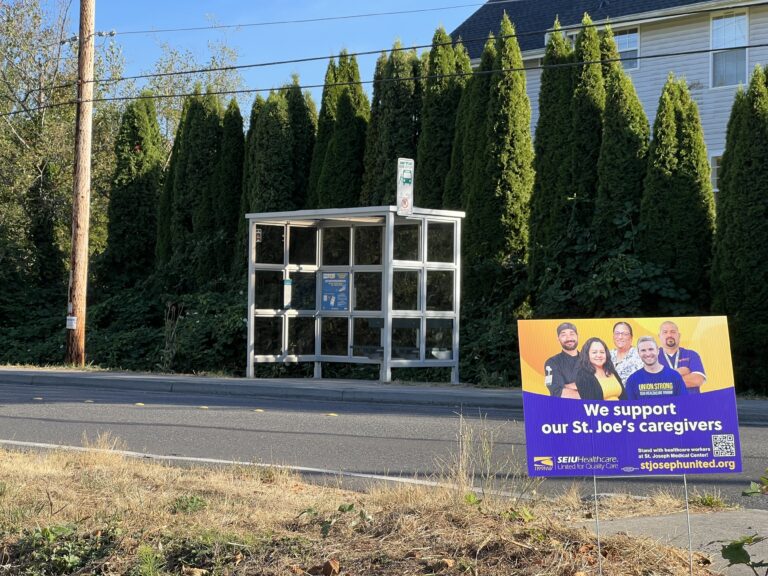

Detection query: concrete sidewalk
(0, 367), (523, 409)
(582, 509), (768, 576)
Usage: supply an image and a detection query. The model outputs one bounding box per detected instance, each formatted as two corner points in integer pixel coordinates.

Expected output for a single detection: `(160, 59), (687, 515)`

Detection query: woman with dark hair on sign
(569, 337), (627, 400)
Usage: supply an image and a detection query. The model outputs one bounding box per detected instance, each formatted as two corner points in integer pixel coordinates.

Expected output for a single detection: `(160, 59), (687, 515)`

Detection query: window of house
(615, 28), (639, 70)
(712, 12), (747, 88)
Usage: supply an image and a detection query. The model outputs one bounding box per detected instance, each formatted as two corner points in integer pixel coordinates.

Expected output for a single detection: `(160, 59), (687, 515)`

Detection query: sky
(72, 1), (484, 108)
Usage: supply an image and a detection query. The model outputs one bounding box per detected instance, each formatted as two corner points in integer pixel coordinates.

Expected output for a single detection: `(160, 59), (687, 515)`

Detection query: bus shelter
(246, 206), (464, 383)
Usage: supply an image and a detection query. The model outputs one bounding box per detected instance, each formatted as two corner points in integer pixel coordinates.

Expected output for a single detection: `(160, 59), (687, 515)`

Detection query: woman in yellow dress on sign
(564, 337), (627, 401)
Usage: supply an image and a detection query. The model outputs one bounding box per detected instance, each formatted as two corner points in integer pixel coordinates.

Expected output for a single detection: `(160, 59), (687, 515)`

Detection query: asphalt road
(0, 382), (766, 510)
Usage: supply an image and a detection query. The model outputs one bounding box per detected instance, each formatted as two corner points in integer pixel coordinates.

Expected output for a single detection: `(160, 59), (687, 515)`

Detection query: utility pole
(65, 0), (96, 365)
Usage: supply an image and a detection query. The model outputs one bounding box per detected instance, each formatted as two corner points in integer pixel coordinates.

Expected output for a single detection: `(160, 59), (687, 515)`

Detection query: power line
(27, 0), (768, 96)
(3, 40), (763, 119)
(104, 0), (765, 38)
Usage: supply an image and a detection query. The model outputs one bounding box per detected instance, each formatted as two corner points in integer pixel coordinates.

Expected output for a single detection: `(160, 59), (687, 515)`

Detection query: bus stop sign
(397, 158), (414, 215)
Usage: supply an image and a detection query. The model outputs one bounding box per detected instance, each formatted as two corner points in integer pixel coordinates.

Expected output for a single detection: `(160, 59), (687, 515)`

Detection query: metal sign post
(593, 476), (603, 576)
(396, 157), (414, 215)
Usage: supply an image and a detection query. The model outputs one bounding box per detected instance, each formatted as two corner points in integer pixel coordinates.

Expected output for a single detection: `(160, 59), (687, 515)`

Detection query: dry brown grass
(0, 433), (724, 576)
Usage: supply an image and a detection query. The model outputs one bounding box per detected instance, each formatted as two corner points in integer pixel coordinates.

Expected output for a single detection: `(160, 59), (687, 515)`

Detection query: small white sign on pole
(396, 157), (414, 216)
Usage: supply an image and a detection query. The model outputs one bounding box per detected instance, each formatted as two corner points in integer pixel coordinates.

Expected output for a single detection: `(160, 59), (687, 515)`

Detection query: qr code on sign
(712, 434), (736, 457)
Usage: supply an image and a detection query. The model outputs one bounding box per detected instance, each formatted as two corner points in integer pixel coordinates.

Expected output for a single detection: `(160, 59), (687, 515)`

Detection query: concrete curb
(0, 368), (524, 409)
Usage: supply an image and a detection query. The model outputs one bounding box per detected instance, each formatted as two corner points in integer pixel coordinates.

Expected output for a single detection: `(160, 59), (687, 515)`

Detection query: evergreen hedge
(593, 26), (649, 255)
(100, 94), (164, 290)
(528, 21), (573, 303)
(638, 75), (715, 314)
(712, 66), (768, 393)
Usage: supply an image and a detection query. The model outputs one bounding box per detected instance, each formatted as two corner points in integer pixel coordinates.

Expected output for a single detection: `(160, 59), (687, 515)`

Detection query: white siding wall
(524, 6), (768, 159)
(524, 61), (542, 133)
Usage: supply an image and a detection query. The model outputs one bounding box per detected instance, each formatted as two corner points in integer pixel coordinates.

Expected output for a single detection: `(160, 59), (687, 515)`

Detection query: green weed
(170, 494), (207, 515)
(133, 543), (165, 576)
(13, 524), (116, 575)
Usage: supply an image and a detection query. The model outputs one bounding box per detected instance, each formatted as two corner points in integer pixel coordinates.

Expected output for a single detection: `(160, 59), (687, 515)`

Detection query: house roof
(451, 0), (713, 59)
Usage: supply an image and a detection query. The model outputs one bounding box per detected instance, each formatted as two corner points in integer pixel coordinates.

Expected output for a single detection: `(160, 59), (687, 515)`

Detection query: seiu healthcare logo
(533, 456), (554, 470)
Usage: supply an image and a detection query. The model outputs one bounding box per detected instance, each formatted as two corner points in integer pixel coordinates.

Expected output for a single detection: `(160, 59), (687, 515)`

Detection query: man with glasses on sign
(610, 321), (643, 384)
(658, 321), (706, 393)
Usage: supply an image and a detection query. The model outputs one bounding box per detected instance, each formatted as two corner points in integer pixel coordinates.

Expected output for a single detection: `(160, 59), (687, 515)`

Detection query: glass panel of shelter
(252, 224), (316, 359)
(424, 219), (458, 362)
(317, 224), (386, 361)
(391, 217), (458, 362)
(392, 218), (423, 358)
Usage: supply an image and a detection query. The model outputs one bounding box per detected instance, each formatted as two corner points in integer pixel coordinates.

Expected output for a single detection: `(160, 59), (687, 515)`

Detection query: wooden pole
(65, 0), (95, 365)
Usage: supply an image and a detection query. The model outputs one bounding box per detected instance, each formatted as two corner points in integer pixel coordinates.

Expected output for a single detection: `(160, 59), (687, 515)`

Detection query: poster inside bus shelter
(518, 317), (742, 477)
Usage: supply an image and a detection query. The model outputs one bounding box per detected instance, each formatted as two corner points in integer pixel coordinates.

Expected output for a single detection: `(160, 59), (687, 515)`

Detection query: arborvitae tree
(567, 13), (605, 253)
(465, 14), (533, 274)
(592, 26), (649, 254)
(251, 91), (295, 212)
(315, 54), (369, 208)
(336, 52), (369, 112)
(190, 92), (224, 288)
(360, 52), (388, 205)
(306, 57), (339, 208)
(285, 77), (317, 209)
(212, 99), (244, 277)
(442, 39), (472, 209)
(169, 89), (222, 289)
(365, 43), (420, 205)
(462, 35), (496, 211)
(454, 41), (472, 91)
(528, 21), (573, 299)
(711, 88), (748, 316)
(316, 90), (368, 208)
(416, 26), (460, 208)
(156, 98), (188, 269)
(233, 94), (265, 276)
(460, 17), (533, 386)
(712, 67), (768, 393)
(412, 50), (429, 147)
(101, 95), (164, 289)
(638, 75), (715, 313)
(443, 78), (470, 210)
(242, 95), (266, 212)
(599, 24), (621, 79)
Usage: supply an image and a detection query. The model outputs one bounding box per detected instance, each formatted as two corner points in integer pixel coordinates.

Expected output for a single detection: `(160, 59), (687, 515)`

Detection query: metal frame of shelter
(246, 206), (465, 383)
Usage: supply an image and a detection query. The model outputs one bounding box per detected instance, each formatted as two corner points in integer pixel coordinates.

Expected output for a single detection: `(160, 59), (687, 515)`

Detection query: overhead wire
(109, 1), (526, 36)
(105, 0), (765, 37)
(2, 38), (765, 119)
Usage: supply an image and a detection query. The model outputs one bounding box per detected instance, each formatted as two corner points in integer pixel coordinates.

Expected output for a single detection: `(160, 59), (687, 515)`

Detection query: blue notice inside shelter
(321, 272), (349, 311)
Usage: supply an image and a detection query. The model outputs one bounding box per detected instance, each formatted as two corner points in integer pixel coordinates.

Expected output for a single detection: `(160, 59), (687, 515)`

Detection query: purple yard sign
(517, 317), (742, 477)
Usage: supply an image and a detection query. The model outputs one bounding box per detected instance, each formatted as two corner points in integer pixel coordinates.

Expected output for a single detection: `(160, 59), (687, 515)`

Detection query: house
(451, 0), (768, 192)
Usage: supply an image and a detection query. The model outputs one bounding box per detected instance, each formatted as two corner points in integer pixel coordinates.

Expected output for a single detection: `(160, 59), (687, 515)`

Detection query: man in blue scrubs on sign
(658, 321), (706, 393)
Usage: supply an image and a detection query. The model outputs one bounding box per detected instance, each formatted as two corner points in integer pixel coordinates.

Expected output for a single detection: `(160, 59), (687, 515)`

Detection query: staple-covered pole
(65, 0), (96, 365)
